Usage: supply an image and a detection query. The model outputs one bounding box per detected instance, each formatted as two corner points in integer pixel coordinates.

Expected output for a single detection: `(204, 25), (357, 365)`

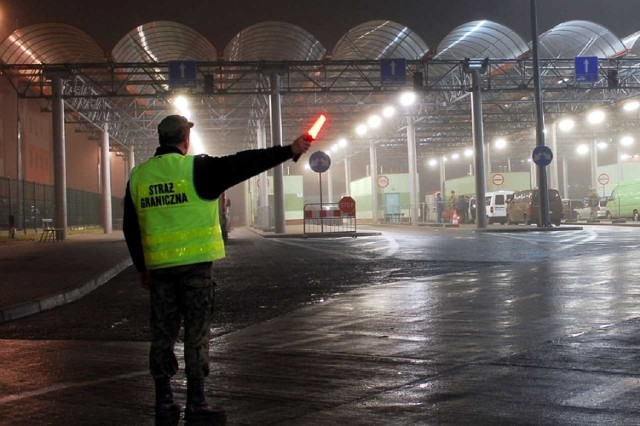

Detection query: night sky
(2, 0), (638, 53)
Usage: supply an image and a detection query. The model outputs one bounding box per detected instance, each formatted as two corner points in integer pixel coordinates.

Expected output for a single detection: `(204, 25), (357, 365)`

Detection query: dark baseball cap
(157, 115), (194, 145)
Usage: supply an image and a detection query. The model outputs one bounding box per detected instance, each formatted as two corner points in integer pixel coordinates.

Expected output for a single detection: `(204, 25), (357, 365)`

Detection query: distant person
(436, 192), (444, 223)
(123, 115), (311, 421)
(449, 190), (458, 212)
(589, 188), (600, 220)
(457, 195), (468, 224)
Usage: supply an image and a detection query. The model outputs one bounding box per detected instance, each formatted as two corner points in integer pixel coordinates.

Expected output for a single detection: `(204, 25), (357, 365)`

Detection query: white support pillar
(369, 142), (379, 223)
(406, 118), (419, 225)
(269, 72), (285, 233)
(590, 139), (598, 189)
(51, 74), (68, 240)
(128, 147), (135, 177)
(439, 157), (446, 194)
(549, 122), (559, 190)
(562, 157), (569, 199)
(327, 167), (334, 204)
(617, 145), (624, 181)
(344, 157), (351, 196)
(530, 160), (537, 189)
(101, 125), (112, 234)
(257, 120), (269, 228)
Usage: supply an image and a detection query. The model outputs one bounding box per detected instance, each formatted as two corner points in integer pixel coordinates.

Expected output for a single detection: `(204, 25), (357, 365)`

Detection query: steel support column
(406, 118), (419, 225)
(549, 122), (559, 190)
(101, 125), (112, 234)
(269, 73), (285, 233)
(470, 69), (487, 229)
(531, 0), (551, 227)
(257, 120), (269, 228)
(562, 157), (569, 199)
(344, 157), (351, 196)
(369, 142), (378, 223)
(51, 74), (68, 240)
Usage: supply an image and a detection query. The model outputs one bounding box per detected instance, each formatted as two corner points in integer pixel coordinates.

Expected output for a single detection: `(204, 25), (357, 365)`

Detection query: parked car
(219, 192), (231, 242)
(574, 199), (607, 220)
(507, 188), (563, 226)
(485, 191), (514, 224)
(605, 180), (640, 221)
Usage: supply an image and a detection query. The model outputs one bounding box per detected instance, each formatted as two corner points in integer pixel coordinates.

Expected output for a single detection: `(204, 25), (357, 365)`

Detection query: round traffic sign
(597, 173), (610, 185)
(309, 151), (331, 173)
(492, 173), (505, 186)
(338, 196), (356, 216)
(377, 175), (389, 188)
(532, 146), (553, 166)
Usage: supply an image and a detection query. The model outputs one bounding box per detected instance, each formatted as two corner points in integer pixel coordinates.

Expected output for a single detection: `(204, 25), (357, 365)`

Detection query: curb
(0, 258), (132, 323)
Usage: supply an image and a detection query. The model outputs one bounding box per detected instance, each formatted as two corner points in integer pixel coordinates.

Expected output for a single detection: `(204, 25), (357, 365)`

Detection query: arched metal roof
(538, 20), (626, 59)
(434, 20), (528, 60)
(622, 31), (640, 56)
(224, 21), (324, 61)
(332, 20), (428, 60)
(0, 23), (104, 64)
(112, 21), (217, 62)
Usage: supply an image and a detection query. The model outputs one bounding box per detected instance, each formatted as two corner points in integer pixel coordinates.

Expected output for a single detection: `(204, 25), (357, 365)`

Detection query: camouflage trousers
(149, 262), (215, 381)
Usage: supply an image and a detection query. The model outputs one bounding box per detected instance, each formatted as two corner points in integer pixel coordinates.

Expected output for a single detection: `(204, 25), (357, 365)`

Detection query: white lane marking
(0, 370), (147, 405)
(564, 377), (640, 406)
(272, 235), (399, 259)
(487, 229), (598, 252)
(505, 293), (542, 304)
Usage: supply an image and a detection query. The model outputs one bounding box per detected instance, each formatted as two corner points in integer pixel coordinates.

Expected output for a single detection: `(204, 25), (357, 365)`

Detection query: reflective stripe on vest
(130, 154), (225, 269)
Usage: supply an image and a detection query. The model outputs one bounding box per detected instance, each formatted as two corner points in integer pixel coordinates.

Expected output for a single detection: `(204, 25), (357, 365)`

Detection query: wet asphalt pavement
(1, 225), (640, 425)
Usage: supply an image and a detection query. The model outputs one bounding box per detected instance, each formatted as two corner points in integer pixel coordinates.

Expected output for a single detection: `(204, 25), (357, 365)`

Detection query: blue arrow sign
(168, 61), (197, 88)
(309, 151), (331, 173)
(381, 58), (406, 86)
(575, 56), (598, 82)
(532, 146), (553, 166)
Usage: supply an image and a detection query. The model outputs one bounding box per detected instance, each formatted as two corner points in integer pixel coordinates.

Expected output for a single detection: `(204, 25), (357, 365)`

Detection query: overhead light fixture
(623, 100), (640, 112)
(464, 148), (473, 157)
(576, 144), (589, 155)
(587, 109), (606, 125)
(338, 138), (348, 148)
(495, 138), (507, 149)
(620, 135), (635, 146)
(382, 105), (396, 118)
(597, 141), (608, 150)
(173, 95), (189, 111)
(355, 124), (368, 136)
(399, 91), (416, 106)
(451, 153), (460, 160)
(558, 118), (575, 132)
(367, 114), (382, 128)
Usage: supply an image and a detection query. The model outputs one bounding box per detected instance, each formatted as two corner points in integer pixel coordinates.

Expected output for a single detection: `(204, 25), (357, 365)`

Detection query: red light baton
(293, 114), (327, 162)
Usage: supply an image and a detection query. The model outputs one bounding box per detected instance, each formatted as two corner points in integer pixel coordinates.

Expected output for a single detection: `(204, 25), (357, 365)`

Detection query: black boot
(155, 378), (181, 419)
(185, 380), (226, 422)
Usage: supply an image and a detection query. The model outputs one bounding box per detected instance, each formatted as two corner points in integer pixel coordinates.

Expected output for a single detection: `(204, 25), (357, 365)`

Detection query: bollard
(8, 214), (16, 239)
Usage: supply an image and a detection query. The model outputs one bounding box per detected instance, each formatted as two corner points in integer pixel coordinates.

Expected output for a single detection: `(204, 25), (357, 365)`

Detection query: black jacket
(123, 144), (295, 272)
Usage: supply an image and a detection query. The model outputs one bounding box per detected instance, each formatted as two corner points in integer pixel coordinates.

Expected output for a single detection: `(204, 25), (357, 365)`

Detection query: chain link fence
(0, 177), (123, 232)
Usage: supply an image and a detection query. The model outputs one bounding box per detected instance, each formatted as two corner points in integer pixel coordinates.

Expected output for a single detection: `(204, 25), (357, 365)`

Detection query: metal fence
(303, 203), (356, 236)
(0, 177), (123, 231)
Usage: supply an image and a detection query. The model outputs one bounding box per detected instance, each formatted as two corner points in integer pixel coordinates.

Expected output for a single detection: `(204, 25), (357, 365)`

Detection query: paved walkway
(0, 231), (131, 323)
(1, 226), (640, 424)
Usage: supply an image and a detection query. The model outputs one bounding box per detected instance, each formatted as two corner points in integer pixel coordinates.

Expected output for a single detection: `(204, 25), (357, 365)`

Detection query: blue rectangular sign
(168, 61), (197, 88)
(575, 56), (598, 82)
(381, 58), (406, 85)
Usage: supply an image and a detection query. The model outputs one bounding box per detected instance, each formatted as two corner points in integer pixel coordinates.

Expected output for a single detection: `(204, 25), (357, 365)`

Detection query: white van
(485, 191), (514, 224)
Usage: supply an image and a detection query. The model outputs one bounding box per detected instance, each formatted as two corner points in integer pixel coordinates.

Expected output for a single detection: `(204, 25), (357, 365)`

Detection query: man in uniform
(123, 115), (311, 421)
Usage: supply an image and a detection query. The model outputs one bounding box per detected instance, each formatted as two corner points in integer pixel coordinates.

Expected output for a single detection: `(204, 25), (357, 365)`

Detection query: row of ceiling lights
(428, 99), (640, 166)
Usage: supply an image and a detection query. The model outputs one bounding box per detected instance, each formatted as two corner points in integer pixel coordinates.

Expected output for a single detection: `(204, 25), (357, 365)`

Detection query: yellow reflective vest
(130, 153), (225, 269)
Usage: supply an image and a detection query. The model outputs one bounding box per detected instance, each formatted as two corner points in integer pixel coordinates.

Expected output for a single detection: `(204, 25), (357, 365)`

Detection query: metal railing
(303, 203), (356, 236)
(0, 177), (122, 232)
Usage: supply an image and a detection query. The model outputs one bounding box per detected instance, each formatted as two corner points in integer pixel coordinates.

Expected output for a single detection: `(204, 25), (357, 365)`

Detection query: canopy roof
(0, 23), (104, 65)
(112, 21), (217, 62)
(538, 20), (626, 59)
(434, 20), (528, 60)
(224, 21), (324, 61)
(332, 20), (428, 60)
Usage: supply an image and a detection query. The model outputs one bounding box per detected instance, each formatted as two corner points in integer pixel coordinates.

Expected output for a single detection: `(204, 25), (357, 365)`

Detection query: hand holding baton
(293, 114), (327, 162)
